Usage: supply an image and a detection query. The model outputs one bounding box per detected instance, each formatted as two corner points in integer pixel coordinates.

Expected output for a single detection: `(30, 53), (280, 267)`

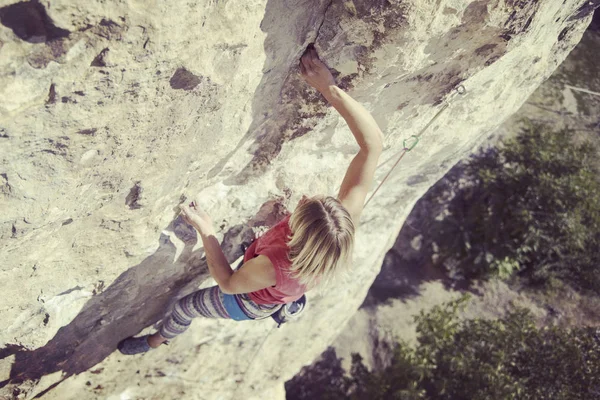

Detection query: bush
(433, 122), (600, 291)
(286, 297), (600, 400)
(412, 298), (600, 400)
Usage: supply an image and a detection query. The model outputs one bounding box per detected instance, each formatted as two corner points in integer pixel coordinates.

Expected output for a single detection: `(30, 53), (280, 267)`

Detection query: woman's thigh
(178, 285), (231, 319)
(176, 285), (280, 321)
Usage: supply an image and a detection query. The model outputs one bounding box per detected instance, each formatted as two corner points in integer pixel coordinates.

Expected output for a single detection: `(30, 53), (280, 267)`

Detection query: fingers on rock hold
(300, 60), (307, 75)
(310, 48), (318, 61)
(306, 53), (317, 68)
(180, 204), (191, 215)
(301, 46), (316, 65)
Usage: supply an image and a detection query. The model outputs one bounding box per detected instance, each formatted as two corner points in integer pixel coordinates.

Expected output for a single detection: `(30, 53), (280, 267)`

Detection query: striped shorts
(159, 285), (281, 339)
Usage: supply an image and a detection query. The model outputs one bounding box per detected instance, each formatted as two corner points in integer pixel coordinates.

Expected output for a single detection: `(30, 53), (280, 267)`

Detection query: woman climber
(118, 44), (384, 355)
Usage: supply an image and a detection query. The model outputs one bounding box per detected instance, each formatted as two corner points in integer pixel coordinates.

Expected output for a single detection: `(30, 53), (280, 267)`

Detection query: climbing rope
(363, 84), (467, 208)
(230, 324), (276, 400)
(565, 84), (600, 98)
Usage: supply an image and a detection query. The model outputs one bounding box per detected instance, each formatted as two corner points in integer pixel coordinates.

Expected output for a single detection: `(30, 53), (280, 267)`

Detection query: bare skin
(147, 45), (384, 349)
(146, 203), (273, 348)
(148, 331), (167, 348)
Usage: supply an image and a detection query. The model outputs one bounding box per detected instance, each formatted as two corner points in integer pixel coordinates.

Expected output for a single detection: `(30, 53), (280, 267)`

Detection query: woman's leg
(152, 285), (231, 345)
(147, 331), (168, 348)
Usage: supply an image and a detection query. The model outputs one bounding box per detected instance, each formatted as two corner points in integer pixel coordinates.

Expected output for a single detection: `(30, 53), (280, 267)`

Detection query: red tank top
(245, 215), (306, 305)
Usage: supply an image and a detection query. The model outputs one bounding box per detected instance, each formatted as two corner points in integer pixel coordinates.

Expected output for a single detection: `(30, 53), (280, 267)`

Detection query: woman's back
(245, 215), (307, 304)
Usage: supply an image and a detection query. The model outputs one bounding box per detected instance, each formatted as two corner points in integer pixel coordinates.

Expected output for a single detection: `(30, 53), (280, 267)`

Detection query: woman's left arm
(198, 228), (236, 288)
(180, 202), (276, 294)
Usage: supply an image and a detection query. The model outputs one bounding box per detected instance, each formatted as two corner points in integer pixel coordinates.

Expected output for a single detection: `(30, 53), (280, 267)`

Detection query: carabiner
(403, 135), (419, 151)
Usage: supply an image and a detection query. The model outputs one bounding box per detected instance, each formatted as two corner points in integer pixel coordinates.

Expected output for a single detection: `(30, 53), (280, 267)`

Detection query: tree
(433, 122), (600, 291)
(288, 298), (600, 400)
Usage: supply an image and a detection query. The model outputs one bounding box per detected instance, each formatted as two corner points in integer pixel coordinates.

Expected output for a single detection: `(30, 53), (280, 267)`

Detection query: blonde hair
(286, 195), (355, 289)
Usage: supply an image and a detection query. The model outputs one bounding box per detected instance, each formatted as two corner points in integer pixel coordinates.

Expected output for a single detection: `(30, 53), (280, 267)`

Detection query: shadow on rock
(360, 164), (470, 309)
(0, 200), (288, 396)
(285, 346), (348, 400)
(207, 0), (331, 184)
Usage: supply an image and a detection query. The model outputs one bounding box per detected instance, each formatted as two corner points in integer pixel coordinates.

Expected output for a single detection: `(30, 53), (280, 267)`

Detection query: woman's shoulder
(262, 215), (291, 239)
(256, 221), (292, 264)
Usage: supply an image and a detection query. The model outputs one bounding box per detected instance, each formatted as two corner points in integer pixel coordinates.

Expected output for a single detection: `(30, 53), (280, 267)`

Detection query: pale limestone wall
(316, 24), (600, 378)
(0, 0), (594, 398)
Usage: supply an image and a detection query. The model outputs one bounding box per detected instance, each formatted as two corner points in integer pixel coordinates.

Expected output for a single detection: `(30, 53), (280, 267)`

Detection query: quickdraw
(364, 84), (467, 207)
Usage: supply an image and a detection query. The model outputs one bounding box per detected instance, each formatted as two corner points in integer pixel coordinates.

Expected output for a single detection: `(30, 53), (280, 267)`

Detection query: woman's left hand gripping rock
(179, 200), (215, 235)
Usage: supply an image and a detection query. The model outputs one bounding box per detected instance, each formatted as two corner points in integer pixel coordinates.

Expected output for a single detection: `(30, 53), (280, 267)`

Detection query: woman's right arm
(299, 46), (383, 223)
(321, 85), (384, 153)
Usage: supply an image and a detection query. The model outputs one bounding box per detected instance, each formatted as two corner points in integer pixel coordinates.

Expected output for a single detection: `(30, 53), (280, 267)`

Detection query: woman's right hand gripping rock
(299, 44), (336, 94)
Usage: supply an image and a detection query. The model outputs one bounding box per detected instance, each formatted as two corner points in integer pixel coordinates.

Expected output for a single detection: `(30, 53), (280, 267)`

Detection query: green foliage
(413, 297), (530, 400)
(433, 122), (600, 290)
(287, 297), (600, 400)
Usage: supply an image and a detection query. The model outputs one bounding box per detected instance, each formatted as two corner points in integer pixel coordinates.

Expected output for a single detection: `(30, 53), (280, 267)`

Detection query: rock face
(0, 0), (595, 398)
(291, 18), (600, 384)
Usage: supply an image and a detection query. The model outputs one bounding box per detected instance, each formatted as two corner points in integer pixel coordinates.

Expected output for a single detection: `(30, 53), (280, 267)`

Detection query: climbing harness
(364, 84), (467, 207)
(236, 248), (308, 329)
(270, 294), (307, 327)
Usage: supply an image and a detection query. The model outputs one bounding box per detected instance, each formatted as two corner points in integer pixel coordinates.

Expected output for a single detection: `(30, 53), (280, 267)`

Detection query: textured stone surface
(302, 20), (600, 377)
(0, 0), (595, 398)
